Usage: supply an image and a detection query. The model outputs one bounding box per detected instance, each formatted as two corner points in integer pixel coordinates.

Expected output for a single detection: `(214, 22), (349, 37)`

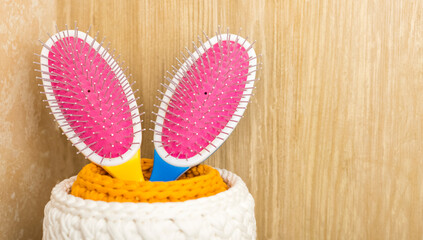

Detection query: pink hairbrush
(36, 25), (144, 181)
(150, 28), (260, 181)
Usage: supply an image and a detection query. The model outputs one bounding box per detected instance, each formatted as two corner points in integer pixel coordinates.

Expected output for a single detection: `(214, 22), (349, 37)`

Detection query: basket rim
(47, 168), (252, 220)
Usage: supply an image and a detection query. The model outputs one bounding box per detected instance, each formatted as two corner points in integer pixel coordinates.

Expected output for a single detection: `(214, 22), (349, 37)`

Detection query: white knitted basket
(43, 168), (256, 240)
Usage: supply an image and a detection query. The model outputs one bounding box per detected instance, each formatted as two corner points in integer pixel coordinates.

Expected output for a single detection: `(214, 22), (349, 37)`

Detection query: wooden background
(0, 0), (422, 239)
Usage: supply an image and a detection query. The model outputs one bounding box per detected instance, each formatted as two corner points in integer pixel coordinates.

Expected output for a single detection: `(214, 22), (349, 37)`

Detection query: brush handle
(150, 150), (189, 182)
(103, 149), (144, 182)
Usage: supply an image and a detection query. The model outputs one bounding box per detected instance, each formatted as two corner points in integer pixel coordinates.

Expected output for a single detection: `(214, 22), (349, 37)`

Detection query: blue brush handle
(149, 150), (189, 182)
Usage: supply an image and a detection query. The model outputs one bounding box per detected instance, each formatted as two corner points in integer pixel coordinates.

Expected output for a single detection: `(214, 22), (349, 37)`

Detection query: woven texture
(71, 159), (228, 202)
(43, 168), (256, 240)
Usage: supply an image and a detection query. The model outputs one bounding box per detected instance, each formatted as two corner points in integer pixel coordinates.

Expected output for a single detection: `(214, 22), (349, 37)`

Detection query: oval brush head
(150, 28), (260, 181)
(36, 25), (144, 181)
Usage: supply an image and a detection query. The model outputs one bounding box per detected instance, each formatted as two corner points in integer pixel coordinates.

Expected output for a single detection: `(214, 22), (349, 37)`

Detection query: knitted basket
(43, 165), (256, 239)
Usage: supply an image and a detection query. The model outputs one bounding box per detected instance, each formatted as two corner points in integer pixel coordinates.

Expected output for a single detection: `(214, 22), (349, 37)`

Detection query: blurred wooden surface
(1, 0), (422, 239)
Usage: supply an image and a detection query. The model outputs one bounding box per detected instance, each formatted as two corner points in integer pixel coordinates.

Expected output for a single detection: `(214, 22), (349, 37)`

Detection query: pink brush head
(37, 25), (142, 167)
(152, 28), (259, 168)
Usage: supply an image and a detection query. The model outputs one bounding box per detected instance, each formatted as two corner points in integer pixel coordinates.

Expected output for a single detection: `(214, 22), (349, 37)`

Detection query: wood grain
(0, 1), (88, 239)
(0, 0), (422, 239)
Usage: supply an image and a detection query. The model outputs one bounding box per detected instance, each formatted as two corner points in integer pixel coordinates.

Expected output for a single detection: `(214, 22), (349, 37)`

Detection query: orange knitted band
(70, 158), (228, 203)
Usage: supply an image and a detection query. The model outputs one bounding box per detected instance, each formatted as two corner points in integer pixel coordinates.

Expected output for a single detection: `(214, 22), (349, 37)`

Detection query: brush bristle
(153, 29), (259, 160)
(37, 26), (142, 160)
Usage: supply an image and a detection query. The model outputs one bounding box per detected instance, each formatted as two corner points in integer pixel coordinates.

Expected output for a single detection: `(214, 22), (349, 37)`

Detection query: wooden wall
(0, 0), (422, 239)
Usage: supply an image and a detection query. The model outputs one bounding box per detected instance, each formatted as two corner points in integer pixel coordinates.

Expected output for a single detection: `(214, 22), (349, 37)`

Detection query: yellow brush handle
(102, 149), (144, 182)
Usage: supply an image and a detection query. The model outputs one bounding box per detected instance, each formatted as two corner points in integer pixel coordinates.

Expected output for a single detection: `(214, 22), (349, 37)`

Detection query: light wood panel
(0, 0), (422, 239)
(0, 1), (88, 239)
